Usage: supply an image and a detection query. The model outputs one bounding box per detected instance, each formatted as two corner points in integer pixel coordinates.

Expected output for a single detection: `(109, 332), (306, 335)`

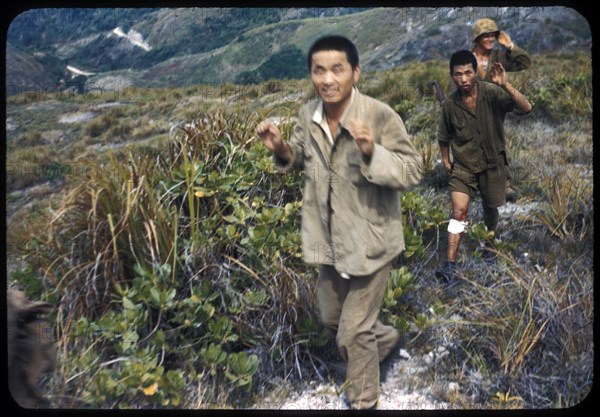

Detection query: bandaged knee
(448, 219), (468, 234)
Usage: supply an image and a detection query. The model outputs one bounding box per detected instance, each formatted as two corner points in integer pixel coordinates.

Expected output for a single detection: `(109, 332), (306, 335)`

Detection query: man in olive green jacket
(256, 36), (422, 409)
(437, 50), (532, 281)
(471, 17), (531, 200)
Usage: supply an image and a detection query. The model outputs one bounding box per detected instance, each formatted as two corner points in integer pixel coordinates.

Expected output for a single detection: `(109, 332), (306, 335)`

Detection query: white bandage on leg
(448, 219), (468, 234)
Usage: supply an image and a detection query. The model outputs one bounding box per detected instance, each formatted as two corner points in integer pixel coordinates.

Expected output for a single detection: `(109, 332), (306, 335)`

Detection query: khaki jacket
(275, 89), (422, 276)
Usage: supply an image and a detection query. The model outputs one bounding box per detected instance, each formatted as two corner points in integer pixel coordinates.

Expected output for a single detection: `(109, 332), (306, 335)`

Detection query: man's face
(452, 63), (477, 94)
(310, 50), (360, 108)
(476, 32), (496, 51)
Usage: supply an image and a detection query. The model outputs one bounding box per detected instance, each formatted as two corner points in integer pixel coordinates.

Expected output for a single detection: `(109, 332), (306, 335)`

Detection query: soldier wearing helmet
(471, 18), (531, 201)
(471, 18), (531, 82)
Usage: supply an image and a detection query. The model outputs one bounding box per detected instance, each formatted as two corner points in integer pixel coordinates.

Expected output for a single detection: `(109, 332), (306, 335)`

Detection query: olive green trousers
(317, 262), (400, 410)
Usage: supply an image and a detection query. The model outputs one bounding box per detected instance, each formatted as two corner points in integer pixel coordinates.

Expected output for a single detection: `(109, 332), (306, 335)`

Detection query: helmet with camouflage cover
(471, 18), (500, 42)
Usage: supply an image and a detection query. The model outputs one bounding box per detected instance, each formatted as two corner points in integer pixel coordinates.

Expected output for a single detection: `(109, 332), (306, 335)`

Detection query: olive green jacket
(275, 89), (422, 276)
(437, 80), (523, 173)
(478, 45), (531, 81)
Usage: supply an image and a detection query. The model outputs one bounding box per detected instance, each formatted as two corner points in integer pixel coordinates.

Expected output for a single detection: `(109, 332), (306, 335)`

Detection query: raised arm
(255, 120), (293, 162)
(497, 31), (532, 72)
(352, 108), (422, 190)
(490, 62), (532, 114)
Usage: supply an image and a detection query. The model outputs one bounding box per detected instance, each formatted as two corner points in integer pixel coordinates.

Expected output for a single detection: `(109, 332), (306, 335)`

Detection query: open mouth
(322, 89), (337, 98)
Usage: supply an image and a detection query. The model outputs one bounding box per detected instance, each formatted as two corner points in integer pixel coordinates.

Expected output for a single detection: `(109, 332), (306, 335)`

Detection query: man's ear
(353, 65), (361, 83)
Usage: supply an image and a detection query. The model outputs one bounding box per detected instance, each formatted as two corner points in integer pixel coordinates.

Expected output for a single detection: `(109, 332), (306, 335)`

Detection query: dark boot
(435, 261), (457, 283)
(505, 184), (518, 202)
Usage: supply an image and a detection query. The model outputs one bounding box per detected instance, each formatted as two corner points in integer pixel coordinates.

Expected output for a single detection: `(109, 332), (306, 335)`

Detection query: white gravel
(258, 346), (454, 410)
(498, 201), (541, 217)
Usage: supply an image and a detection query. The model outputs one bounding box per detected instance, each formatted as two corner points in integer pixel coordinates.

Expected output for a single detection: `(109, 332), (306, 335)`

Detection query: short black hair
(307, 35), (359, 72)
(449, 50), (478, 74)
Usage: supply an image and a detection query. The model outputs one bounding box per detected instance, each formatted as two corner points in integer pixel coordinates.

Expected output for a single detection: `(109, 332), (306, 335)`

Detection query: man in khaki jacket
(256, 35), (422, 410)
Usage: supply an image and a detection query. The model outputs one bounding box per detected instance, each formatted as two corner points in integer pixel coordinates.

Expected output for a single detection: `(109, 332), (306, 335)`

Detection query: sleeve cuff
(273, 151), (295, 172)
(360, 143), (381, 182)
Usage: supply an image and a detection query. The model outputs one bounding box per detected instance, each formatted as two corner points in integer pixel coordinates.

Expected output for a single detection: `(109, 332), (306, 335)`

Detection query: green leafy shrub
(39, 109), (318, 407)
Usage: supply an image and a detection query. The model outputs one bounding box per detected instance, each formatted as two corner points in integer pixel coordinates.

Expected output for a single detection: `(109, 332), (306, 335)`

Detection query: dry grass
(44, 152), (177, 322)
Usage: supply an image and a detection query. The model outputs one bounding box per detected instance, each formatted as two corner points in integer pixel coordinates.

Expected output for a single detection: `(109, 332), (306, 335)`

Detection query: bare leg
(447, 232), (462, 263)
(447, 192), (470, 262)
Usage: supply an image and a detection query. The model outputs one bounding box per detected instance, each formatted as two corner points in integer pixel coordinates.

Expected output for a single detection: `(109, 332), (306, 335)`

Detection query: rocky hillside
(5, 44), (62, 94)
(6, 6), (591, 92)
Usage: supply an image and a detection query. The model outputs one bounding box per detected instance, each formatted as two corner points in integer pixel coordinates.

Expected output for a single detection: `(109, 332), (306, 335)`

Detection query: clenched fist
(255, 120), (292, 162)
(349, 120), (374, 158)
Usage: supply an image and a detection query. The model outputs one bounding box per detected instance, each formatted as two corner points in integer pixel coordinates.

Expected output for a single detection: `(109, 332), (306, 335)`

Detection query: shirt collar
(312, 87), (357, 144)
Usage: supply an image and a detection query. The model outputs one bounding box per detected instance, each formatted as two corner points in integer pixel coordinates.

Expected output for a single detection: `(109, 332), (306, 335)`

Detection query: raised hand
(349, 120), (374, 158)
(490, 61), (508, 87)
(497, 31), (513, 49)
(255, 120), (292, 162)
(256, 120), (283, 153)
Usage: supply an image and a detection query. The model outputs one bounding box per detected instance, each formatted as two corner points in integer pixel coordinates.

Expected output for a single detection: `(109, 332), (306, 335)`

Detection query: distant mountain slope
(5, 43), (65, 94)
(136, 7), (591, 86)
(5, 6), (590, 93)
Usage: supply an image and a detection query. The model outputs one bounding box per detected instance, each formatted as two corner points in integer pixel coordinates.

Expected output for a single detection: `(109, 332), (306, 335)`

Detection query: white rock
(399, 349), (411, 360)
(448, 382), (459, 393)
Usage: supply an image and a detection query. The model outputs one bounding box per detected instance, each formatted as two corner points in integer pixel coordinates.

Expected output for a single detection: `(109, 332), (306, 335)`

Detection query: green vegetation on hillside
(6, 52), (593, 409)
(236, 46), (307, 84)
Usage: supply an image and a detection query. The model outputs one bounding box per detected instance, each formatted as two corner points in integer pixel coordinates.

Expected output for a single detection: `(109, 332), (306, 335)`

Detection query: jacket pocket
(347, 158), (368, 186)
(454, 120), (477, 145)
(365, 220), (386, 259)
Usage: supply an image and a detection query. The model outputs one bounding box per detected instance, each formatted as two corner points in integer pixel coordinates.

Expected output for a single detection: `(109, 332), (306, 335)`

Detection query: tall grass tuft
(40, 109), (328, 407)
(45, 151), (177, 322)
(530, 166), (593, 241)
